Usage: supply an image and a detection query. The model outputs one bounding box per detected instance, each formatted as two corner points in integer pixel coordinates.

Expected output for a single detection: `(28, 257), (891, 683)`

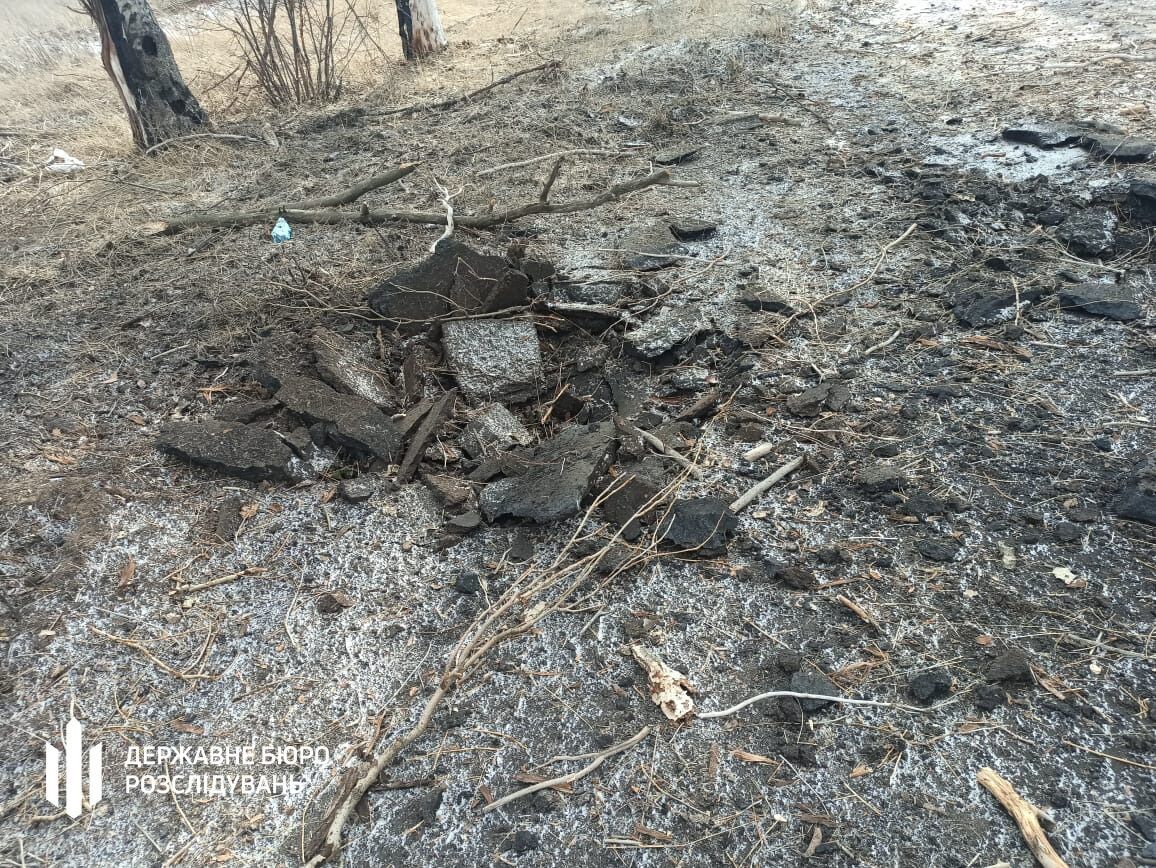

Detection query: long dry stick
(977, 767), (1069, 868)
(379, 60), (562, 117)
(483, 726), (652, 812)
(157, 169), (672, 234)
(729, 455), (804, 513)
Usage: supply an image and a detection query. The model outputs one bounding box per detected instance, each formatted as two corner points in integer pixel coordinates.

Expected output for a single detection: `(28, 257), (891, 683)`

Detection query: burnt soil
(1, 0), (1155, 866)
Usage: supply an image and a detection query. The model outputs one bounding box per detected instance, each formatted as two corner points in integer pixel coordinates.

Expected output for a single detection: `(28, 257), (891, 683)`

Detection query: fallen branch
(477, 148), (626, 177)
(977, 767), (1068, 868)
(142, 132), (266, 156)
(483, 726), (651, 813)
(156, 169), (672, 234)
(844, 223), (918, 295)
(381, 60), (562, 117)
(619, 419), (704, 479)
(729, 455), (804, 513)
(152, 163), (420, 232)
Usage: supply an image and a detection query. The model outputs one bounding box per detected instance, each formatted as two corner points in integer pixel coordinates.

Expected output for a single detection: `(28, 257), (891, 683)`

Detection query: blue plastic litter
(271, 217), (293, 243)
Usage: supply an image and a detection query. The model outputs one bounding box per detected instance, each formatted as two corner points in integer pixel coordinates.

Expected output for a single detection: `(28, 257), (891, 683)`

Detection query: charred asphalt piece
(157, 420), (295, 482)
(459, 403), (534, 459)
(441, 320), (543, 403)
(1058, 282), (1142, 321)
(276, 375), (404, 462)
(657, 497), (737, 556)
(1001, 122), (1083, 149)
(625, 305), (708, 358)
(620, 226), (687, 271)
(479, 422), (617, 523)
(1115, 457), (1156, 525)
(310, 327), (399, 409)
(367, 239), (531, 332)
(669, 218), (718, 241)
(1056, 208), (1117, 258)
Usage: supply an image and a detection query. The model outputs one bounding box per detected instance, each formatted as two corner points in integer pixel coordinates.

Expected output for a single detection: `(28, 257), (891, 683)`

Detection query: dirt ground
(1, 0), (1154, 866)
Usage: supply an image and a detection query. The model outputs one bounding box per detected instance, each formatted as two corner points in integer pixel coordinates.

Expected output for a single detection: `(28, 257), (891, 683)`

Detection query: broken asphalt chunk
(952, 283), (1048, 327)
(654, 143), (703, 165)
(625, 305), (707, 358)
(367, 239), (532, 332)
(1058, 282), (1142, 321)
(1080, 133), (1154, 162)
(460, 403), (533, 459)
(310, 327), (398, 409)
(669, 218), (717, 242)
(479, 422), (617, 523)
(1001, 122), (1082, 149)
(786, 381), (849, 417)
(1115, 457), (1156, 524)
(441, 320), (543, 403)
(621, 227), (687, 271)
(276, 375), (403, 462)
(157, 420), (294, 482)
(657, 497), (737, 556)
(1056, 208), (1117, 258)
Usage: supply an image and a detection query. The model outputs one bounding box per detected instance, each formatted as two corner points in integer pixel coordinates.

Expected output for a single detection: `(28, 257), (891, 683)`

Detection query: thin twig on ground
(729, 455), (804, 513)
(142, 132), (266, 156)
(157, 169), (672, 234)
(380, 60), (562, 117)
(698, 690), (929, 719)
(482, 727), (652, 812)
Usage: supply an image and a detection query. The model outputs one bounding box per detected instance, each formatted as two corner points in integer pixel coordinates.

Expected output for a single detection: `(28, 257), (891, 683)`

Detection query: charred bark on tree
(86, 0), (209, 151)
(394, 0), (447, 60)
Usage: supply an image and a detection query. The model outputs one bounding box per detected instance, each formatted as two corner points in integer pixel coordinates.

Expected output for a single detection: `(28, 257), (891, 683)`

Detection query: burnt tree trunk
(394, 0), (447, 60)
(84, 0), (209, 151)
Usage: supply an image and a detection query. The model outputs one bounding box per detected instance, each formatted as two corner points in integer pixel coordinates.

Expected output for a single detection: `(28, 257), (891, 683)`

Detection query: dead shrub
(226, 0), (383, 106)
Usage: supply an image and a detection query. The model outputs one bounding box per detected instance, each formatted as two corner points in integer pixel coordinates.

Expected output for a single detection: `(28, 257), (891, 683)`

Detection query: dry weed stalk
(227, 0), (375, 106)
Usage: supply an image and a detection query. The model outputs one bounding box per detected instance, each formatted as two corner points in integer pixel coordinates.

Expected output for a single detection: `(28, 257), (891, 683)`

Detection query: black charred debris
(157, 231), (754, 554)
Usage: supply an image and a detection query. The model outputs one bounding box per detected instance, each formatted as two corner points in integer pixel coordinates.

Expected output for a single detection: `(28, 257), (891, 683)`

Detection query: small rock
(442, 321), (542, 403)
(338, 476), (378, 503)
(1127, 180), (1156, 226)
(857, 464), (909, 495)
(157, 421), (294, 482)
(600, 468), (662, 528)
(788, 669), (840, 712)
(316, 591), (353, 613)
(508, 532), (535, 562)
(506, 830), (539, 854)
(974, 684), (1006, 711)
(422, 473), (473, 506)
(1056, 208), (1117, 258)
(214, 495), (244, 541)
(916, 538), (960, 562)
(1053, 521), (1082, 543)
(986, 649), (1032, 684)
(277, 376), (403, 462)
(391, 790), (442, 834)
(909, 668), (952, 703)
(460, 404), (533, 459)
(311, 327), (398, 409)
(1058, 282), (1142, 321)
(1115, 457), (1156, 524)
(669, 218), (717, 241)
(657, 497), (738, 556)
(453, 571), (481, 594)
(786, 381), (849, 417)
(735, 422), (764, 443)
